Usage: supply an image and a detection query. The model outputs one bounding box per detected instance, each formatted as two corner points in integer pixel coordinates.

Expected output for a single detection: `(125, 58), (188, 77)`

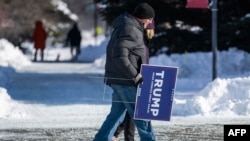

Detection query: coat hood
(111, 13), (143, 31)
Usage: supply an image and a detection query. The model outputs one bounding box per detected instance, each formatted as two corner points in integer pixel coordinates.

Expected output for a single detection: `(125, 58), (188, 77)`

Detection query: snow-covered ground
(1, 31), (250, 140)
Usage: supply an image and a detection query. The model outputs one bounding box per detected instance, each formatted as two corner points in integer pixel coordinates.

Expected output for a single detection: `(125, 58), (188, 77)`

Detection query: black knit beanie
(134, 3), (155, 19)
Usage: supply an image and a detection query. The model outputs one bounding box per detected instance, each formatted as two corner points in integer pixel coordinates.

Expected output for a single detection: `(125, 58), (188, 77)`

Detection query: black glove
(133, 73), (143, 85)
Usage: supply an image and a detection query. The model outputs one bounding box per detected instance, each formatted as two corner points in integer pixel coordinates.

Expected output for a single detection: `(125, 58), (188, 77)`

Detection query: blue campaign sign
(134, 64), (178, 121)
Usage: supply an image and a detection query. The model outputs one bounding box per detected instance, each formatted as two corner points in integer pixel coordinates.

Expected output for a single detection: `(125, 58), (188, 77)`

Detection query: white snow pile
(0, 39), (31, 69)
(0, 88), (29, 119)
(188, 77), (250, 116)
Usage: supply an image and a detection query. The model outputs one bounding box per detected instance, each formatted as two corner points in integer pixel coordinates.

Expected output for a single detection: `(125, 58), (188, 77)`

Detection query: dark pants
(70, 45), (81, 57)
(114, 112), (135, 141)
(93, 84), (155, 141)
(34, 48), (44, 61)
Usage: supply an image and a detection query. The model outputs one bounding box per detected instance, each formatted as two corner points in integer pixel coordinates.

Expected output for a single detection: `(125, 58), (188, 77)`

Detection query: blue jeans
(93, 84), (156, 141)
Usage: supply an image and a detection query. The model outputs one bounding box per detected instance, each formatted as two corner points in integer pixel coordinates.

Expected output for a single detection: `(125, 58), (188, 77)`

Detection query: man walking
(93, 3), (156, 141)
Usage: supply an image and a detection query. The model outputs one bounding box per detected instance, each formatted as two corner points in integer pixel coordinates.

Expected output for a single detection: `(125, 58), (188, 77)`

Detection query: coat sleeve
(112, 26), (144, 79)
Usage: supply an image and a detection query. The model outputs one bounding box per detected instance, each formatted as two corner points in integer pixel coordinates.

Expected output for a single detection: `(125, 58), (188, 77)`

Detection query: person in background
(32, 20), (47, 62)
(66, 22), (82, 59)
(144, 19), (155, 64)
(93, 3), (156, 141)
(111, 20), (155, 141)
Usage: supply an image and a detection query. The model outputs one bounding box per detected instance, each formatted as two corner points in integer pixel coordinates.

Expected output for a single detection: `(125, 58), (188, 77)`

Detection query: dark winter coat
(33, 21), (47, 49)
(104, 13), (146, 86)
(66, 24), (82, 46)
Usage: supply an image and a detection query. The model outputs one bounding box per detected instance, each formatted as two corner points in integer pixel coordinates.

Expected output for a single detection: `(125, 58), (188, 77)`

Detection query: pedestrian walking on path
(93, 3), (156, 141)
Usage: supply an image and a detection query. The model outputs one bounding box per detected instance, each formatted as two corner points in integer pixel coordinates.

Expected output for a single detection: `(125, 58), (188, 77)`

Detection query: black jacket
(105, 13), (146, 86)
(66, 24), (82, 46)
